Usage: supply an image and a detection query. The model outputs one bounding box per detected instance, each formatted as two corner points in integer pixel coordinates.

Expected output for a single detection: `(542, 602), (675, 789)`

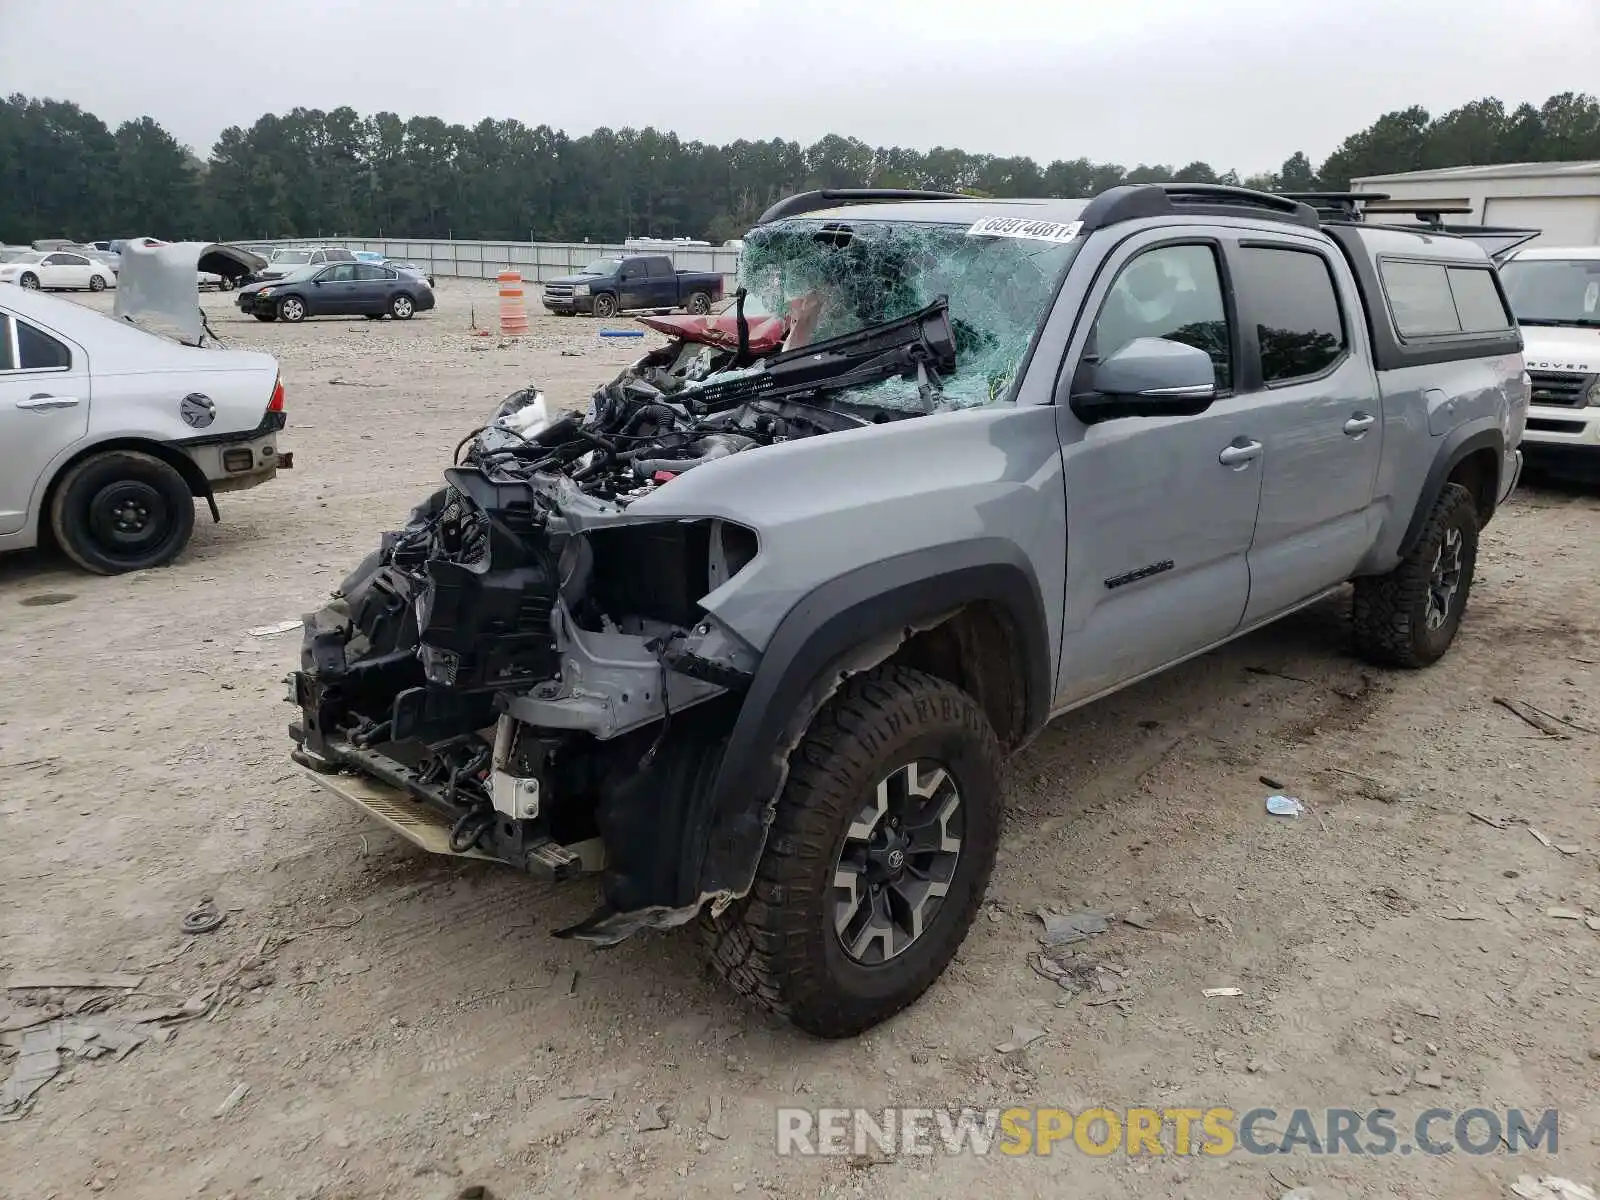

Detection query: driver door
(618, 260), (652, 310)
(1051, 232), (1265, 707)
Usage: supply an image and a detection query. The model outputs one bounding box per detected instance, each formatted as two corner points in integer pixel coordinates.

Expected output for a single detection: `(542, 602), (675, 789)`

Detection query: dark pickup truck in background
(541, 253), (725, 318)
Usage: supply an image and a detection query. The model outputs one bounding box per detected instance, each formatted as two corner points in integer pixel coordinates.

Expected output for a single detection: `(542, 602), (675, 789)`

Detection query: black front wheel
(591, 292), (619, 319)
(278, 296), (306, 323)
(49, 450), (196, 575)
(701, 667), (1003, 1038)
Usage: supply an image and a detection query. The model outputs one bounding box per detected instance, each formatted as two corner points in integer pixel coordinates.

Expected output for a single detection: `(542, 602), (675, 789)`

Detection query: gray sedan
(236, 263), (436, 323)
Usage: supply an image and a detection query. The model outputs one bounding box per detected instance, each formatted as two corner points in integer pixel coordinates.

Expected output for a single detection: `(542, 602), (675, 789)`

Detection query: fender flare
(1398, 424), (1504, 558)
(681, 537), (1052, 906)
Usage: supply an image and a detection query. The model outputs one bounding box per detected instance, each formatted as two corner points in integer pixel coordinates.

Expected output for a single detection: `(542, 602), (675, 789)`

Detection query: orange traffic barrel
(498, 269), (528, 335)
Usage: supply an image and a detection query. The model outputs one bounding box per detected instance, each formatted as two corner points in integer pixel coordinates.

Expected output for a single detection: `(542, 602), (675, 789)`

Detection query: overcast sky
(4, 0), (1597, 173)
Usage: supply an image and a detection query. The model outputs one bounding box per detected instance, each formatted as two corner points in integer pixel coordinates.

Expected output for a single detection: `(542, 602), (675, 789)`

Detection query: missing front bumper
(294, 759), (502, 862)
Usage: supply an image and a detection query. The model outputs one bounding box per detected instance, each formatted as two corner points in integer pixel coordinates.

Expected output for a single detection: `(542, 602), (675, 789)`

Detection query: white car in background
(0, 242), (289, 574)
(0, 250), (116, 293)
(1499, 245), (1600, 476)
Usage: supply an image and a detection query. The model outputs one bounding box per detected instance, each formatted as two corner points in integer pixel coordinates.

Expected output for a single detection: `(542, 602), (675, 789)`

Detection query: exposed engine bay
(289, 295), (963, 934)
(288, 214), (1075, 939)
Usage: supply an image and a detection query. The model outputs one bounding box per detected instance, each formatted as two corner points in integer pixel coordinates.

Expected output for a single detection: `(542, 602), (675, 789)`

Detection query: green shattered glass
(739, 218), (1082, 410)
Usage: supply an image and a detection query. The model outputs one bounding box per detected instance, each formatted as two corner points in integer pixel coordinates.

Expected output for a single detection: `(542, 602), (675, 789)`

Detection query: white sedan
(0, 250), (116, 293)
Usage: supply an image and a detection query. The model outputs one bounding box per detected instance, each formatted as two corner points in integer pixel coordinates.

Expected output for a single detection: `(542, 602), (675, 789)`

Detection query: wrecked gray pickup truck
(291, 184), (1523, 1037)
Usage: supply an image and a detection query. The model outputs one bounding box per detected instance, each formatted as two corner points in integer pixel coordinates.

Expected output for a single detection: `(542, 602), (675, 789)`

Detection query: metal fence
(233, 237), (744, 286)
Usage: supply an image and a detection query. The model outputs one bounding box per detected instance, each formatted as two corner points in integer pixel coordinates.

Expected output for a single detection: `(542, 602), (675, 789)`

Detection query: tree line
(2, 91), (1598, 247)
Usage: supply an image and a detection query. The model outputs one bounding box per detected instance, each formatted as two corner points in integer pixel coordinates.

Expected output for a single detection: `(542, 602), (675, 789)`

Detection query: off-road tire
(49, 450), (196, 575)
(88, 274), (107, 292)
(278, 295), (306, 323)
(700, 666), (1003, 1038)
(1352, 482), (1479, 668)
(592, 292), (619, 319)
(685, 291), (713, 315)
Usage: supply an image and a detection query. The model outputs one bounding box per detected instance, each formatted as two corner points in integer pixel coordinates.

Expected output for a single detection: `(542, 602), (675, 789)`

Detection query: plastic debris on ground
(1035, 908), (1109, 946)
(1510, 1179), (1598, 1200)
(1266, 795), (1305, 818)
(996, 1024), (1047, 1054)
(1203, 987), (1244, 998)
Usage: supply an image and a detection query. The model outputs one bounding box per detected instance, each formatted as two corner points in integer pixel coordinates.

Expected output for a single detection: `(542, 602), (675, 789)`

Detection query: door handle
(1218, 439), (1262, 469)
(1343, 413), (1376, 436)
(16, 394), (80, 410)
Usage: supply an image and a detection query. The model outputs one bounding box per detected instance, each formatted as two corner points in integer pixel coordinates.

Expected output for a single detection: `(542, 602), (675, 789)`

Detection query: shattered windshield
(738, 217), (1081, 409)
(582, 257), (623, 275)
(1500, 259), (1600, 326)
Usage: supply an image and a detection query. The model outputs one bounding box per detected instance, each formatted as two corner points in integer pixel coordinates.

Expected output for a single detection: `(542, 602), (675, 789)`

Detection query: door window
(0, 315), (13, 370)
(353, 264), (386, 281)
(1092, 244), (1231, 389)
(1232, 246), (1347, 383)
(325, 264), (358, 282)
(17, 320), (71, 370)
(647, 257), (674, 279)
(310, 251), (326, 265)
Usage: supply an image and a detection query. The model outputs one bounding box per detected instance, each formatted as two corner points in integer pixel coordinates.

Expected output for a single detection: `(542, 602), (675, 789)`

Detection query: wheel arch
(683, 538), (1051, 909)
(1398, 424), (1504, 558)
(38, 437), (214, 547)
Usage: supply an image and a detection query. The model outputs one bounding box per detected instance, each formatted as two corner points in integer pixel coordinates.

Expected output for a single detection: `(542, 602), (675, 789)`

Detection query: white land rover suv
(1499, 246), (1600, 475)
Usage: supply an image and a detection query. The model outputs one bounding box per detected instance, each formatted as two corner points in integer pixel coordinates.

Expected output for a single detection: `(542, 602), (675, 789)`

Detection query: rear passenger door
(352, 264), (392, 312)
(1052, 232), (1264, 706)
(1228, 238), (1383, 624)
(316, 264), (361, 315)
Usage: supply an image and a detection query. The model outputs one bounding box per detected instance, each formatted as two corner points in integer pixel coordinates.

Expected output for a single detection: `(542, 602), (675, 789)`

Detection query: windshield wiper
(1518, 317), (1600, 327)
(685, 297), (958, 412)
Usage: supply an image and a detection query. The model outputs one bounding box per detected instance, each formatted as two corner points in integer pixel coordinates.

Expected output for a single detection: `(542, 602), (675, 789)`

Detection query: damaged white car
(0, 241), (289, 573)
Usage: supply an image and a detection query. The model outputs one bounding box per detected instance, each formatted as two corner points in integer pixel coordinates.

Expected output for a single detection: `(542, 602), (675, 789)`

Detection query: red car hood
(635, 312), (786, 355)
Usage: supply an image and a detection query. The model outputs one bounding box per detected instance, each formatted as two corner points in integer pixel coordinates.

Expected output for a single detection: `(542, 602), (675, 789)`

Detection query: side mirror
(1070, 337), (1217, 423)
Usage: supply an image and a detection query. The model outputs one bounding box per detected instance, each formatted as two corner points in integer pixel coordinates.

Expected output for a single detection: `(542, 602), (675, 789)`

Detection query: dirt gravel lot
(2, 281), (1599, 1200)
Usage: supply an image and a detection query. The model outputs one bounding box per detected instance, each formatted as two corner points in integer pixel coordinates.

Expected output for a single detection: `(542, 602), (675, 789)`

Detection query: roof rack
(1077, 183), (1320, 233)
(756, 189), (968, 223)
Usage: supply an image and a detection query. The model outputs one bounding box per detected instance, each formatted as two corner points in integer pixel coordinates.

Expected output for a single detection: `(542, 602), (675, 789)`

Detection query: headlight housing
(573, 283), (590, 296)
(258, 287), (274, 297)
(1588, 377), (1600, 407)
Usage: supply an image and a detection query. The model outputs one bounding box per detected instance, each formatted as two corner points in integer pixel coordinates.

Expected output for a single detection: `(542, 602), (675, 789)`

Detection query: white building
(1350, 161), (1600, 246)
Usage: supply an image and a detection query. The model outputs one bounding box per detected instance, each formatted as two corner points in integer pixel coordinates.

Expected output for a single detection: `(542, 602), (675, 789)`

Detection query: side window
(327, 264), (357, 282)
(43, 253), (67, 265)
(0, 315), (13, 371)
(1379, 261), (1461, 338)
(310, 251), (326, 265)
(1447, 267), (1513, 333)
(619, 259), (641, 280)
(647, 257), (674, 279)
(1093, 244), (1231, 389)
(62, 253), (88, 266)
(1233, 246), (1347, 383)
(379, 267), (399, 280)
(17, 320), (71, 370)
(353, 264), (384, 281)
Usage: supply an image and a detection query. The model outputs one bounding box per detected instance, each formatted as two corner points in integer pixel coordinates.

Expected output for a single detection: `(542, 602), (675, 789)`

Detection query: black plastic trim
(1398, 425), (1504, 558)
(686, 540), (1052, 904)
(1079, 184), (1319, 234)
(173, 408), (285, 447)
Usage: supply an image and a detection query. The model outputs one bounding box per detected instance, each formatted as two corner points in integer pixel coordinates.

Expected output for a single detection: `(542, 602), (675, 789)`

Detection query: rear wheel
(592, 292), (619, 319)
(49, 450), (196, 575)
(685, 290), (713, 315)
(1352, 482), (1479, 668)
(390, 293), (414, 320)
(88, 274), (107, 292)
(701, 667), (1003, 1038)
(278, 295), (306, 323)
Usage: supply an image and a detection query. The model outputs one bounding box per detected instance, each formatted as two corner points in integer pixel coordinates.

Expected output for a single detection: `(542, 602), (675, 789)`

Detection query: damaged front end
(289, 213), (1076, 942)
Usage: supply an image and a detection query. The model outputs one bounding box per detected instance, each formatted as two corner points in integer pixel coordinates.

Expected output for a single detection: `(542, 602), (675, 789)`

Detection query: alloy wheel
(832, 760), (964, 964)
